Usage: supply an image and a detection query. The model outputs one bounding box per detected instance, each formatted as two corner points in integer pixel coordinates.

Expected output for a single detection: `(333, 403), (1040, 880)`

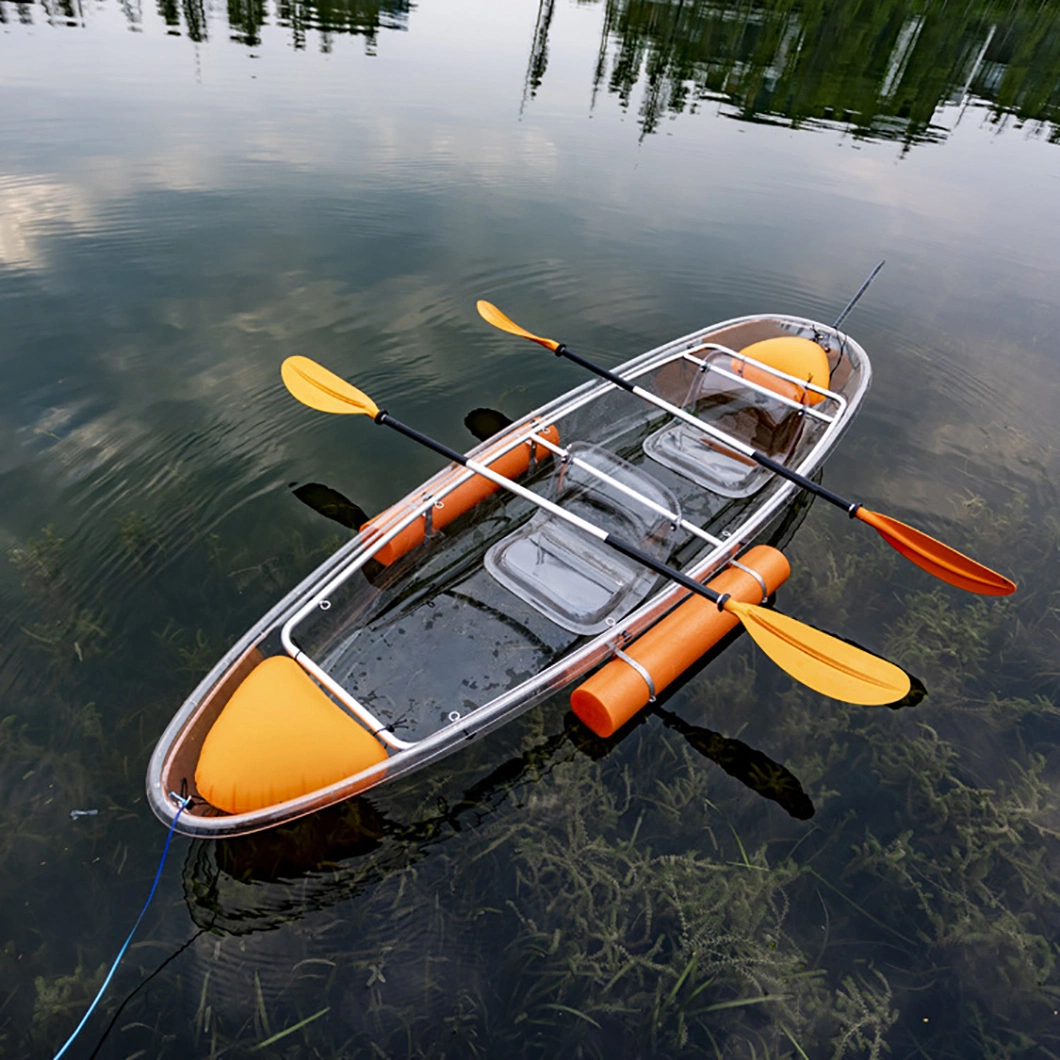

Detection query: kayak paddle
(282, 355), (910, 707)
(475, 300), (1015, 597)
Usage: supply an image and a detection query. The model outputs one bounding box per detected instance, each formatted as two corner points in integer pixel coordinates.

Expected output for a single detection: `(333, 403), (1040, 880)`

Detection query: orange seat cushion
(195, 656), (388, 814)
(734, 336), (831, 406)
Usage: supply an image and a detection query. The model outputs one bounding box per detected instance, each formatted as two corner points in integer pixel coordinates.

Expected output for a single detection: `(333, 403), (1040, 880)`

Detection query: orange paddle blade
(724, 599), (911, 706)
(856, 508), (1016, 596)
(281, 356), (380, 418)
(476, 300), (561, 352)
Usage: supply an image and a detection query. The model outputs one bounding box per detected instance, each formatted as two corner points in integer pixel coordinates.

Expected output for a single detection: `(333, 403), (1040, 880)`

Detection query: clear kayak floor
(318, 564), (570, 742)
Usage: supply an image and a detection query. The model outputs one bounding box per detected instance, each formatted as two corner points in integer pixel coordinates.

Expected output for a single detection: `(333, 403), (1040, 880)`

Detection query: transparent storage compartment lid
(643, 354), (807, 498)
(485, 442), (681, 635)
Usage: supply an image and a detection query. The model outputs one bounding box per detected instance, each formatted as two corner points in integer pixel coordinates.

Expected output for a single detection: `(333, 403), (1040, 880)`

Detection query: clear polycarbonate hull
(147, 314), (871, 836)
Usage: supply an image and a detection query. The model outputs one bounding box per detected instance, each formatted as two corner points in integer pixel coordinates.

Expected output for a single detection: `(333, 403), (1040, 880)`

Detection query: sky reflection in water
(1, 0), (1059, 1056)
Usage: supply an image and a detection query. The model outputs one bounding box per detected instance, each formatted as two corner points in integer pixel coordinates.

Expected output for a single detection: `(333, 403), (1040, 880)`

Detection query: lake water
(2, 0), (1059, 1056)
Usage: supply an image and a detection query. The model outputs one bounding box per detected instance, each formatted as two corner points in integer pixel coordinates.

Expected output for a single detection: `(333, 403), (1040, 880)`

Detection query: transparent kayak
(147, 313), (871, 837)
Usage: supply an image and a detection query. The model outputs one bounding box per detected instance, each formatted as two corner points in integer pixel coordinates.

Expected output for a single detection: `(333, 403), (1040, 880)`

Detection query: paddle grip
(604, 534), (723, 606)
(752, 451), (857, 513)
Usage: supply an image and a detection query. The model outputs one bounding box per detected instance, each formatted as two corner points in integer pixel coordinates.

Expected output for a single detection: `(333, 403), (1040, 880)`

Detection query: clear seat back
(485, 443), (681, 635)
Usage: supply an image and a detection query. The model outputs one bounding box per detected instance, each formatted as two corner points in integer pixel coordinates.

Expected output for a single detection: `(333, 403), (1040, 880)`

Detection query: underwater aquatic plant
(5, 442), (1059, 1058)
(8, 527), (109, 670)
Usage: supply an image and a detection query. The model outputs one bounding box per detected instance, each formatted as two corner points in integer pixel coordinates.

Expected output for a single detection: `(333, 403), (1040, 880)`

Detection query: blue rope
(53, 797), (190, 1060)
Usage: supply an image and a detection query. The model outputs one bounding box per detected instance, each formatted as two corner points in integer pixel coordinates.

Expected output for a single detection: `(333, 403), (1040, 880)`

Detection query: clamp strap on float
(614, 649), (657, 702)
(571, 544), (791, 738)
(726, 558), (769, 603)
(361, 422), (561, 565)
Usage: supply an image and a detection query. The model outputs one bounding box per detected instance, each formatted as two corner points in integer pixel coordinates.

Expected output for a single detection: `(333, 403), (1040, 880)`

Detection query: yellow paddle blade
(723, 599), (911, 705)
(281, 356), (380, 418)
(476, 300), (561, 352)
(857, 508), (1016, 596)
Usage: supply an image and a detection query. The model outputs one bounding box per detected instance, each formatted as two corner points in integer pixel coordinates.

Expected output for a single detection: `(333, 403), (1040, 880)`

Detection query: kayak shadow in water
(182, 699), (821, 935)
(254, 453), (926, 934)
(180, 633), (923, 935)
(291, 482), (371, 530)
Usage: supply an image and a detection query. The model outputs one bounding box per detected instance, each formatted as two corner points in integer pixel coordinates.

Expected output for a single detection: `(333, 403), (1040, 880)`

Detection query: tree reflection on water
(526, 0), (1060, 146)
(5, 0), (1058, 148)
(0, 0), (415, 50)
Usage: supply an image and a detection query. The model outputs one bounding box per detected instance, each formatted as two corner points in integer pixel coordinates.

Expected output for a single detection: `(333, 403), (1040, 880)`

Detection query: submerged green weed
(3, 466), (1058, 1058)
(103, 485), (1060, 1056)
(830, 971), (896, 1060)
(498, 760), (824, 1056)
(771, 490), (1060, 1058)
(32, 964), (107, 1030)
(8, 526), (109, 670)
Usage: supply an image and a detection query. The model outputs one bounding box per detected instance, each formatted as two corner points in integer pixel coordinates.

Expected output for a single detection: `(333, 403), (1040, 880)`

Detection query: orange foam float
(571, 545), (791, 737)
(362, 424), (560, 565)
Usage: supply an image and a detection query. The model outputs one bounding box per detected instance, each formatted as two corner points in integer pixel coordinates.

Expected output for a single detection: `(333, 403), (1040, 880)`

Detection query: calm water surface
(2, 0), (1059, 1056)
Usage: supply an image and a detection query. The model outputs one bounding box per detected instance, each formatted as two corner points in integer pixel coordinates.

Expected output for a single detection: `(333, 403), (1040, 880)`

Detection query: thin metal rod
(687, 352), (835, 423)
(545, 345), (859, 514)
(377, 412), (725, 605)
(833, 260), (885, 329)
(530, 432), (724, 547)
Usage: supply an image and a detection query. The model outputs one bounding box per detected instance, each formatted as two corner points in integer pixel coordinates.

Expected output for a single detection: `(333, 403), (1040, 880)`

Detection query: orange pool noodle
(733, 336), (831, 407)
(364, 424), (561, 565)
(571, 545), (790, 737)
(195, 655), (388, 814)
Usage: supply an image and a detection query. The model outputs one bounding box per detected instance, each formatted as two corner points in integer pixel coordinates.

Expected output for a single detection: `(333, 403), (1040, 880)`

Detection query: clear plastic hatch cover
(485, 442), (682, 635)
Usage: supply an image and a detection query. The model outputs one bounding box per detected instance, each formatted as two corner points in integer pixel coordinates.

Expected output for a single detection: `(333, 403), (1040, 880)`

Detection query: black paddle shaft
(551, 344), (860, 517)
(604, 535), (727, 609)
(375, 410), (469, 467)
(751, 451), (859, 515)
